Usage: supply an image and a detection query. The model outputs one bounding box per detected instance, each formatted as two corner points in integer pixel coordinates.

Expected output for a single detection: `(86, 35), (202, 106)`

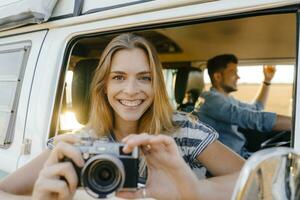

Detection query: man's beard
(221, 83), (237, 93)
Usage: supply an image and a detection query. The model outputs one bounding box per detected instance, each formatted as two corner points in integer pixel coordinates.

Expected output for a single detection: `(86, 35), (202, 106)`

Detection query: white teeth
(120, 100), (142, 107)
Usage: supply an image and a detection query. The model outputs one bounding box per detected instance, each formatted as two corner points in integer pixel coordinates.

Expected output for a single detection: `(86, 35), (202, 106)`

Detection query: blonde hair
(88, 33), (175, 136)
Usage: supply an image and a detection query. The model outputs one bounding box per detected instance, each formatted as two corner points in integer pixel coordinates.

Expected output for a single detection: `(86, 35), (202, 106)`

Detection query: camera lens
(93, 161), (116, 186)
(99, 166), (111, 180)
(81, 155), (125, 197)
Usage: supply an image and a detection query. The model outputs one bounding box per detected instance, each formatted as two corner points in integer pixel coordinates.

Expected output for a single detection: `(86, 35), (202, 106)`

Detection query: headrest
(174, 68), (189, 104)
(72, 58), (99, 124)
(174, 68), (204, 105)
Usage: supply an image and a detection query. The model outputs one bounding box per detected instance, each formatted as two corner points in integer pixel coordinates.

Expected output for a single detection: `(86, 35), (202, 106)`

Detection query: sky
(203, 65), (295, 84)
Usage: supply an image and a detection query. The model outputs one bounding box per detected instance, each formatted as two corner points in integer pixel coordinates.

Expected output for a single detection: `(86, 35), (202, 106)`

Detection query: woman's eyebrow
(137, 71), (151, 75)
(110, 71), (151, 75)
(110, 71), (126, 74)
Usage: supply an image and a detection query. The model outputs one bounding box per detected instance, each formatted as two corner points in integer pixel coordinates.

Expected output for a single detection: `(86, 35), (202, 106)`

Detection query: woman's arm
(0, 134), (81, 197)
(0, 190), (32, 200)
(197, 172), (240, 200)
(197, 140), (245, 176)
(0, 150), (50, 195)
(32, 141), (84, 200)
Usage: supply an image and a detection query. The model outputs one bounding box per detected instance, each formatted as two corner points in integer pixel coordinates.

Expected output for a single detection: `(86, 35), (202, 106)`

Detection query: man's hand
(263, 65), (276, 83)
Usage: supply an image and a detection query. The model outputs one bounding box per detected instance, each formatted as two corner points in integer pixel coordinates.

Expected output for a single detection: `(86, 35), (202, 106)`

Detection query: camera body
(70, 140), (139, 198)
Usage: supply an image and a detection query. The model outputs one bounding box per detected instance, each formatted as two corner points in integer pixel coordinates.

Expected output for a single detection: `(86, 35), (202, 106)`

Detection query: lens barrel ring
(81, 154), (125, 198)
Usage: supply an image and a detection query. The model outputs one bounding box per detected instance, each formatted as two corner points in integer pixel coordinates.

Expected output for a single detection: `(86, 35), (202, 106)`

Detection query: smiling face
(89, 33), (174, 136)
(106, 48), (154, 125)
(214, 62), (240, 94)
(220, 62), (240, 93)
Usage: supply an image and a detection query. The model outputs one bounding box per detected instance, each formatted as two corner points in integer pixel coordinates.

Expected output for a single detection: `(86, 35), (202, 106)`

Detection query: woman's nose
(123, 79), (139, 94)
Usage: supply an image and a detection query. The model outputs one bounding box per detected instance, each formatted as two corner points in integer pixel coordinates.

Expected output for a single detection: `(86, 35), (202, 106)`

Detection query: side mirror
(231, 147), (300, 200)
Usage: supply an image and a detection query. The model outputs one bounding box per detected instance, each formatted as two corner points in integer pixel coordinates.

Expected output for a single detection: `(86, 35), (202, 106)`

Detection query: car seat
(72, 58), (99, 125)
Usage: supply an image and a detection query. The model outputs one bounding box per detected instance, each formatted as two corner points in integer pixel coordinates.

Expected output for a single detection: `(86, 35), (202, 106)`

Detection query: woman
(0, 33), (244, 200)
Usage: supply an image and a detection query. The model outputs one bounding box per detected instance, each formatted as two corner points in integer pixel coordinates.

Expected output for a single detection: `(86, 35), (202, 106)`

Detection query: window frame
(50, 4), (299, 148)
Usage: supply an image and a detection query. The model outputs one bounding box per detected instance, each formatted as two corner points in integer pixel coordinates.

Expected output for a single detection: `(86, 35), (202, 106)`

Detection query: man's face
(219, 62), (240, 93)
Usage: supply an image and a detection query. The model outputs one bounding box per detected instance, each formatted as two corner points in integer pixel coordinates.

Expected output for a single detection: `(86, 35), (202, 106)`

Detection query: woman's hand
(117, 133), (201, 200)
(32, 134), (84, 200)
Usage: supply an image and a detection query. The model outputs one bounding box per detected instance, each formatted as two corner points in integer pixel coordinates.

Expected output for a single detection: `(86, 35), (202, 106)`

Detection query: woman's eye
(112, 75), (124, 80)
(139, 76), (152, 81)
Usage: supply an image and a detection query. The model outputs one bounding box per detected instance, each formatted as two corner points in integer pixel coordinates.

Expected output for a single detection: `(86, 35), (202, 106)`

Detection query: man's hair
(207, 54), (238, 82)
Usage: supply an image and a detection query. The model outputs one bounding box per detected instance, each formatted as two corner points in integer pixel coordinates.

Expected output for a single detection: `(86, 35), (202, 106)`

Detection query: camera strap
(139, 157), (147, 183)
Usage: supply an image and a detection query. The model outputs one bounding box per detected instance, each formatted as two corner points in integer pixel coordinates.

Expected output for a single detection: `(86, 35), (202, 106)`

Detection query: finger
(264, 65), (275, 68)
(149, 135), (176, 153)
(264, 65), (276, 73)
(123, 134), (176, 154)
(116, 188), (148, 199)
(122, 133), (152, 153)
(53, 134), (81, 145)
(36, 179), (73, 200)
(40, 162), (78, 192)
(121, 133), (138, 143)
(45, 142), (84, 167)
(134, 134), (175, 155)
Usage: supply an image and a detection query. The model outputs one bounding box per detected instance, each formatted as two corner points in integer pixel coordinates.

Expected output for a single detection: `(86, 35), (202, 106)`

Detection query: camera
(67, 139), (139, 198)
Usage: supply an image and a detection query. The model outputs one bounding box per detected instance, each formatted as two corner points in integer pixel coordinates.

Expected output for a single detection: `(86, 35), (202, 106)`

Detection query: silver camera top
(75, 139), (139, 160)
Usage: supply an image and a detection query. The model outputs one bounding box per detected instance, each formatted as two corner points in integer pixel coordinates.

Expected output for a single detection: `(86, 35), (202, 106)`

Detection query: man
(197, 54), (291, 158)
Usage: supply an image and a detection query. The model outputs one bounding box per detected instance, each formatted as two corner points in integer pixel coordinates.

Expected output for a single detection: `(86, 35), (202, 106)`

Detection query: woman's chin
(119, 114), (142, 122)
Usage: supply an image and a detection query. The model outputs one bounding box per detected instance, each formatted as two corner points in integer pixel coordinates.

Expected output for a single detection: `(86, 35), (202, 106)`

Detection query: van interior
(56, 12), (296, 155)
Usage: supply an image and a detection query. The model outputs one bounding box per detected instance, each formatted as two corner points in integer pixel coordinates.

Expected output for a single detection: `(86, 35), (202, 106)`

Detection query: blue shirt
(197, 87), (276, 157)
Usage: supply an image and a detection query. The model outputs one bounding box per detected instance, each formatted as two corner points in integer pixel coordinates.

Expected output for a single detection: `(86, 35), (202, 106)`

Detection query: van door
(0, 30), (47, 178)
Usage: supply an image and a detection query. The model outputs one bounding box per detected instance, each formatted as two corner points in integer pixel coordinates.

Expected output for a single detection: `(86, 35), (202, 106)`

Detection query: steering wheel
(260, 131), (291, 149)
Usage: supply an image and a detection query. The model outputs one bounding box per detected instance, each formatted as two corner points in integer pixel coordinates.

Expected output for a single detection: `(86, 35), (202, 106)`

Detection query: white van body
(0, 0), (299, 182)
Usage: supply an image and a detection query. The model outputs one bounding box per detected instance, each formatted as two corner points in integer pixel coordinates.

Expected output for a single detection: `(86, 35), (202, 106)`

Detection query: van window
(54, 12), (296, 155)
(0, 43), (30, 147)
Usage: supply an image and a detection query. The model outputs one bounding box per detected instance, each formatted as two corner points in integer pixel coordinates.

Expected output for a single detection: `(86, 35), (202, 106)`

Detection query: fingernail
(79, 159), (85, 167)
(122, 145), (129, 153)
(122, 137), (128, 142)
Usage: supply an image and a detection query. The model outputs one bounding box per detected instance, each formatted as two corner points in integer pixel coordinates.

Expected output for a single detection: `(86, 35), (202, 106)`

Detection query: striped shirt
(171, 112), (218, 179)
